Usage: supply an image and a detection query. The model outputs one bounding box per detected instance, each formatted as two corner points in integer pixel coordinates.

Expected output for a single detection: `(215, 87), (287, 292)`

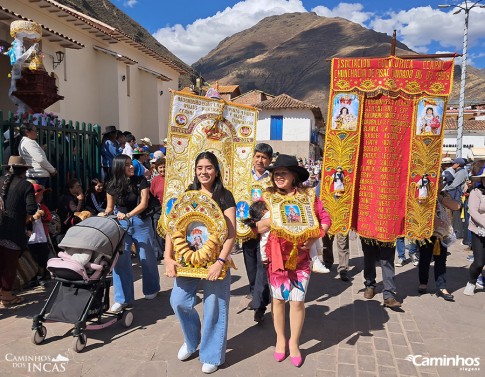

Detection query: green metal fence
(0, 111), (102, 209)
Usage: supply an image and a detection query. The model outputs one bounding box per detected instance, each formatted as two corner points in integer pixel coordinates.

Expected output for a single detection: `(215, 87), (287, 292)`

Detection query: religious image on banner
(159, 89), (258, 243)
(416, 97), (445, 136)
(321, 56), (455, 242)
(331, 93), (360, 131)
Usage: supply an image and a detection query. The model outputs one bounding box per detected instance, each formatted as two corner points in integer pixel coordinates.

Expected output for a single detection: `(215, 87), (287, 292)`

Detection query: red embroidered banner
(321, 56), (455, 242)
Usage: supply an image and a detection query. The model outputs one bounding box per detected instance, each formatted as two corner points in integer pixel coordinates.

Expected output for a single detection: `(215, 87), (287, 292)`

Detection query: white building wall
(256, 108), (314, 141)
(443, 134), (485, 159)
(4, 0), (181, 143)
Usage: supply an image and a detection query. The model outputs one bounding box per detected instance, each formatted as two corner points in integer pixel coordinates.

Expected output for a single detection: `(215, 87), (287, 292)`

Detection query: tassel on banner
(284, 243), (299, 270)
(433, 238), (441, 256)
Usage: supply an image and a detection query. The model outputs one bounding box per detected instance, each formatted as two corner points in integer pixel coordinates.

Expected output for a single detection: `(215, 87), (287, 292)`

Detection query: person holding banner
(362, 238), (402, 308)
(164, 151), (236, 374)
(243, 143), (272, 323)
(257, 154), (331, 367)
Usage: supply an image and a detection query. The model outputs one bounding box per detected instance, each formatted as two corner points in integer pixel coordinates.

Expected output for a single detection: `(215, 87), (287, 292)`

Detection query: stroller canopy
(58, 217), (125, 258)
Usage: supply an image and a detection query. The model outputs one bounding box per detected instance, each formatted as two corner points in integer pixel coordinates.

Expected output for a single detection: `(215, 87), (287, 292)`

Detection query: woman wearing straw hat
(464, 170), (485, 296)
(258, 154), (331, 367)
(0, 156), (37, 307)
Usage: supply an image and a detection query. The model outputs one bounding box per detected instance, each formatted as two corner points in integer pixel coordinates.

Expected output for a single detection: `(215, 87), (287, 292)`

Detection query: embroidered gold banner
(321, 56), (455, 242)
(159, 91), (258, 241)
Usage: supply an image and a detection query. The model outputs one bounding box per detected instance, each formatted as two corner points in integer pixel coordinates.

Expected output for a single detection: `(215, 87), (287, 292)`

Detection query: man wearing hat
(444, 157), (468, 238)
(0, 156), (37, 307)
(100, 125), (119, 181)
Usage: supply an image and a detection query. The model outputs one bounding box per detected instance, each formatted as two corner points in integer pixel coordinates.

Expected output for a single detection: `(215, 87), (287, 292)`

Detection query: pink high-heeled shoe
(290, 355), (303, 367)
(274, 351), (287, 362)
(274, 339), (287, 362)
(288, 340), (303, 367)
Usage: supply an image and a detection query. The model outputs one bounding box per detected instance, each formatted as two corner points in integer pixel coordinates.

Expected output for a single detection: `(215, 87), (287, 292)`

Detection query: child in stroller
(31, 216), (134, 353)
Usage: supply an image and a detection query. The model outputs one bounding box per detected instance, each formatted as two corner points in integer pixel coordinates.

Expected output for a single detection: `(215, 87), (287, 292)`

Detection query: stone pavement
(0, 237), (484, 377)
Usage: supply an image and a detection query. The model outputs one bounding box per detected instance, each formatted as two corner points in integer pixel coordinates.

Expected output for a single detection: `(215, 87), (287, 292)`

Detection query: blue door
(270, 115), (283, 140)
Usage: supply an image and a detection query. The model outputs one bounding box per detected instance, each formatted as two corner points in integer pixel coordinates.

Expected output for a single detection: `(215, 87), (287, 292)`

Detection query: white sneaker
(463, 282), (476, 296)
(144, 292), (158, 300)
(411, 254), (419, 266)
(202, 363), (218, 374)
(177, 343), (194, 361)
(312, 258), (330, 273)
(110, 302), (127, 313)
(394, 258), (405, 267)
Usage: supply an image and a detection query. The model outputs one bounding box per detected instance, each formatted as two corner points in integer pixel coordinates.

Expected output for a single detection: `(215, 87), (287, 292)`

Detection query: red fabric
(353, 96), (412, 241)
(39, 203), (52, 236)
(265, 234), (310, 273)
(150, 175), (165, 204)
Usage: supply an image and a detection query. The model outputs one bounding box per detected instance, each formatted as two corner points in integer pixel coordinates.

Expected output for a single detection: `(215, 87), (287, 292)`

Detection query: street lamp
(438, 1), (485, 158)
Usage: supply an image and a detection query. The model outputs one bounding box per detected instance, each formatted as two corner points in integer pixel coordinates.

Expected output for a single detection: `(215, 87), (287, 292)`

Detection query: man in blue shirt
(132, 147), (149, 176)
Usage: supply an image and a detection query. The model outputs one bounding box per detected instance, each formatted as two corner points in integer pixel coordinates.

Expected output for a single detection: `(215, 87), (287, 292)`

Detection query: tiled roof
(0, 5), (84, 49)
(217, 85), (240, 93)
(445, 118), (485, 131)
(232, 89), (276, 101)
(34, 0), (189, 74)
(256, 94), (318, 110)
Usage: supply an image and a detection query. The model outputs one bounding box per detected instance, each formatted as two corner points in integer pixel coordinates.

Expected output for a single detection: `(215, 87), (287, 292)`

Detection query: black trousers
(470, 233), (485, 284)
(418, 237), (447, 289)
(28, 242), (52, 271)
(242, 238), (270, 310)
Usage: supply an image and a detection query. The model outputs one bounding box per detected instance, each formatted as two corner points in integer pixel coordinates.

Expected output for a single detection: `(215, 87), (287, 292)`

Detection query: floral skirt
(267, 258), (311, 302)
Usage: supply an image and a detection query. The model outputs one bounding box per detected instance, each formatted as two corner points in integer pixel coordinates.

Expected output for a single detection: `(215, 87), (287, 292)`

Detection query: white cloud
(151, 1), (485, 67)
(152, 0), (306, 64)
(311, 3), (373, 26)
(124, 0), (138, 8)
(369, 6), (485, 57)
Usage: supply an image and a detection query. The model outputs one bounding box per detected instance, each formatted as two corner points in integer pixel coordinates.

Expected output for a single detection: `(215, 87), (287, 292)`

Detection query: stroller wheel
(31, 326), (47, 345)
(121, 310), (134, 328)
(72, 333), (87, 353)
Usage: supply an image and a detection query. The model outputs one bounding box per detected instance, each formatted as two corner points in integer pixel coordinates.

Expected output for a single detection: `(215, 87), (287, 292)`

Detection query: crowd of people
(1, 121), (484, 373)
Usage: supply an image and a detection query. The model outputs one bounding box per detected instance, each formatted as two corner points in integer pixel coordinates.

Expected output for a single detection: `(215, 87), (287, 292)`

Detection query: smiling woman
(164, 151), (236, 374)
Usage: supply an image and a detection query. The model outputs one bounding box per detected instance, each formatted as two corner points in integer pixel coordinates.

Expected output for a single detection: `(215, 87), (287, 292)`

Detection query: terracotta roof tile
(256, 94), (318, 110)
(0, 5), (84, 49)
(445, 118), (485, 131)
(217, 85), (240, 93)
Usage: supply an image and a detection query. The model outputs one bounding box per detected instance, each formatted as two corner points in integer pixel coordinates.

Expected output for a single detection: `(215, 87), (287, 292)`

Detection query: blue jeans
(170, 272), (231, 366)
(112, 215), (160, 304)
(396, 237), (417, 259)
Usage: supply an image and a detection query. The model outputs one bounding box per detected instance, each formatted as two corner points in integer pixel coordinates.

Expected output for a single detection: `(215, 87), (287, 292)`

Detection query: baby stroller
(32, 216), (133, 352)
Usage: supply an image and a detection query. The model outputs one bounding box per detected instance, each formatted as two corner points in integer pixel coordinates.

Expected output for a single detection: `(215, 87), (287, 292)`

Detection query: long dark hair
(86, 177), (105, 198)
(187, 151), (226, 208)
(107, 155), (132, 202)
(0, 167), (29, 202)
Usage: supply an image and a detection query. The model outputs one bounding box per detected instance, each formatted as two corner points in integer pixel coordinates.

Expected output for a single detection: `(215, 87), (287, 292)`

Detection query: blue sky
(112, 0), (485, 67)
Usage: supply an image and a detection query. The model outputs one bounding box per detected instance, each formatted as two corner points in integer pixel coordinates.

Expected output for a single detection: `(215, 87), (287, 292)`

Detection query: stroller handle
(107, 215), (131, 232)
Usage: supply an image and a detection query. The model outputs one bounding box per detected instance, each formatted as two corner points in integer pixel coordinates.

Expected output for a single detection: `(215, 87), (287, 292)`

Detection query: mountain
(193, 12), (485, 111)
